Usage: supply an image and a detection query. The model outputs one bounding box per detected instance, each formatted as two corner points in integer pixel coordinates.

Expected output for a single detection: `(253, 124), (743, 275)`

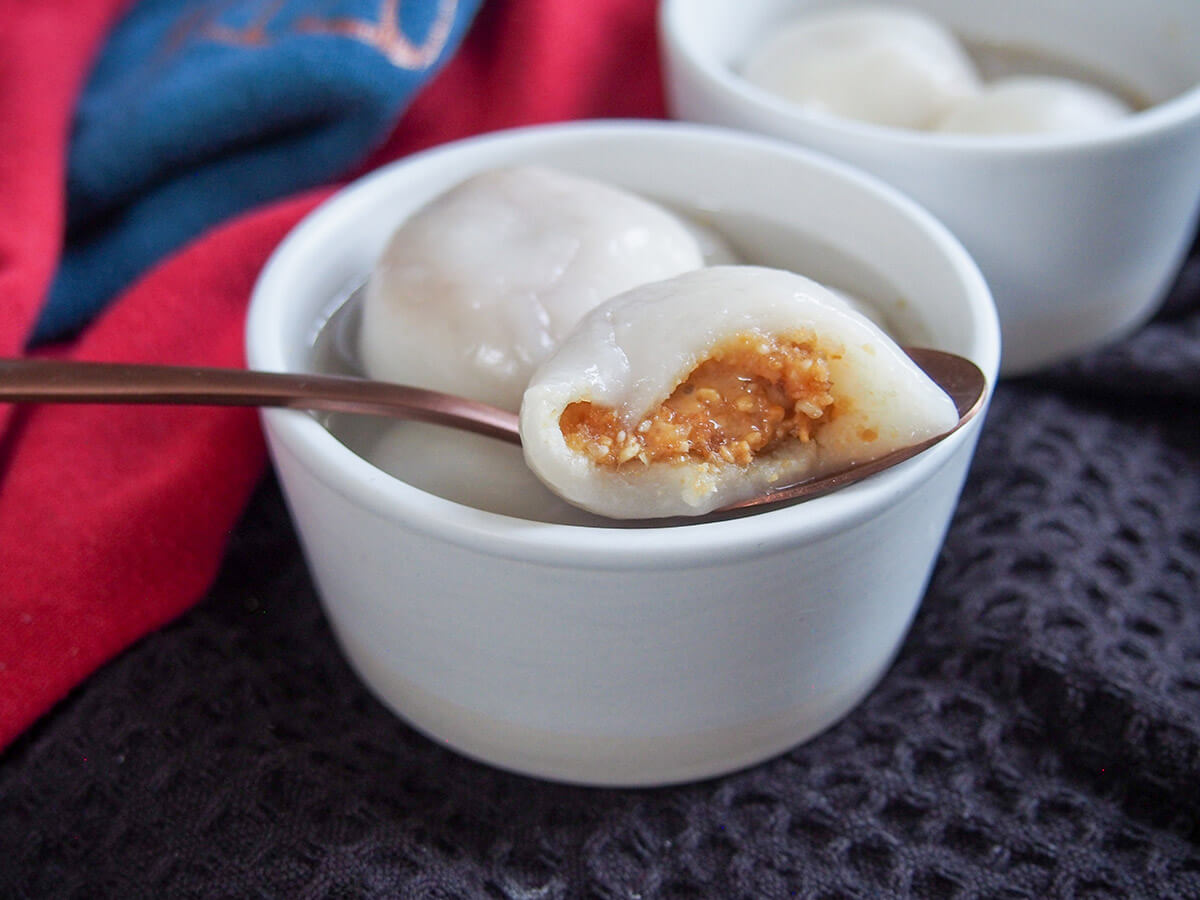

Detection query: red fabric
(0, 0), (664, 749)
(0, 0), (131, 363)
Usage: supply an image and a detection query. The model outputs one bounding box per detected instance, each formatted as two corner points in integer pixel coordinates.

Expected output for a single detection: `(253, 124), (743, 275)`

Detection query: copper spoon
(0, 357), (522, 445)
(0, 347), (985, 515)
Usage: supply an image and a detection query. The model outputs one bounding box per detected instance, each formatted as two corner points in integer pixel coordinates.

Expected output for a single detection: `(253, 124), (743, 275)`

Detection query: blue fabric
(36, 0), (484, 343)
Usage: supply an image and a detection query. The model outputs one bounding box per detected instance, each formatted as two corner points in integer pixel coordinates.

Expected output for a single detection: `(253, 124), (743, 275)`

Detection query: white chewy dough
(936, 76), (1131, 134)
(359, 165), (706, 410)
(520, 266), (960, 519)
(741, 4), (981, 129)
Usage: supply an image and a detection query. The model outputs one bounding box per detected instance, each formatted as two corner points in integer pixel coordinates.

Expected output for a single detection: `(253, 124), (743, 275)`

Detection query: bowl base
(333, 621), (896, 787)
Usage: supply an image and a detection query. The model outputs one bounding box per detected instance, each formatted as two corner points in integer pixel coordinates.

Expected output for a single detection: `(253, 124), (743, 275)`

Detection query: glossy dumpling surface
(520, 266), (959, 519)
(359, 165), (705, 410)
(741, 5), (980, 129)
(936, 76), (1131, 134)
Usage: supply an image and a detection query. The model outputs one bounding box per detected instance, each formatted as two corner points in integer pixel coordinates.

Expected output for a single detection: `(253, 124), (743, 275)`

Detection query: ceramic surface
(246, 121), (1000, 785)
(661, 0), (1200, 374)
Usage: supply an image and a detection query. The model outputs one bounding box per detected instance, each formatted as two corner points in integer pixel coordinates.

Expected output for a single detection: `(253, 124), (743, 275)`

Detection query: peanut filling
(560, 332), (838, 468)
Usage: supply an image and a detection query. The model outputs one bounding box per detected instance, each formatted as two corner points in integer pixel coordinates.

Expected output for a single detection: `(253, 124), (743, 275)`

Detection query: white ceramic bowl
(246, 121), (999, 786)
(661, 0), (1200, 374)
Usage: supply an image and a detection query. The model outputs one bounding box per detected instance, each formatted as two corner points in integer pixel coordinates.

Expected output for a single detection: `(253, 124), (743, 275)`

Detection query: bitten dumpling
(741, 4), (980, 130)
(520, 266), (959, 518)
(359, 165), (705, 410)
(936, 76), (1131, 134)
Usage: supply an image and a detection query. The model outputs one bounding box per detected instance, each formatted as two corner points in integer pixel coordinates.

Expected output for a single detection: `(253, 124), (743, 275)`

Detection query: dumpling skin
(520, 266), (959, 519)
(936, 76), (1131, 134)
(741, 5), (980, 129)
(359, 165), (705, 411)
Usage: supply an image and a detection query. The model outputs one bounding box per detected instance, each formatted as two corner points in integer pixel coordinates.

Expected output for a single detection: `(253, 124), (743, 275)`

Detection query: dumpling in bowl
(741, 4), (981, 130)
(936, 76), (1131, 134)
(359, 165), (705, 411)
(520, 266), (959, 519)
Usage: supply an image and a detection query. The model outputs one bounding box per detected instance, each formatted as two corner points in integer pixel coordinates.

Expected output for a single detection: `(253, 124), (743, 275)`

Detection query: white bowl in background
(661, 0), (1200, 374)
(247, 121), (999, 786)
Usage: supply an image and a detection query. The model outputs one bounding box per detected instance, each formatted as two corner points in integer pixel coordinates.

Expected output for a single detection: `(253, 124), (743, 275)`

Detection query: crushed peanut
(559, 332), (838, 468)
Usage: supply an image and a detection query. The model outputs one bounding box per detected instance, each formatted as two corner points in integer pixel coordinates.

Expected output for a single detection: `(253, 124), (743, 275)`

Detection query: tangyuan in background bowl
(661, 0), (1200, 375)
(247, 120), (999, 786)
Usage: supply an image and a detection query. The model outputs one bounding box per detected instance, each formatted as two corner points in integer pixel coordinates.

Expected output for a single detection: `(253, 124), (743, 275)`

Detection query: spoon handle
(0, 358), (522, 445)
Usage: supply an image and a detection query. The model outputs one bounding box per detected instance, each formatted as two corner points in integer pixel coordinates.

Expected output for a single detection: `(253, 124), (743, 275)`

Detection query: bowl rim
(247, 119), (999, 569)
(659, 0), (1200, 155)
